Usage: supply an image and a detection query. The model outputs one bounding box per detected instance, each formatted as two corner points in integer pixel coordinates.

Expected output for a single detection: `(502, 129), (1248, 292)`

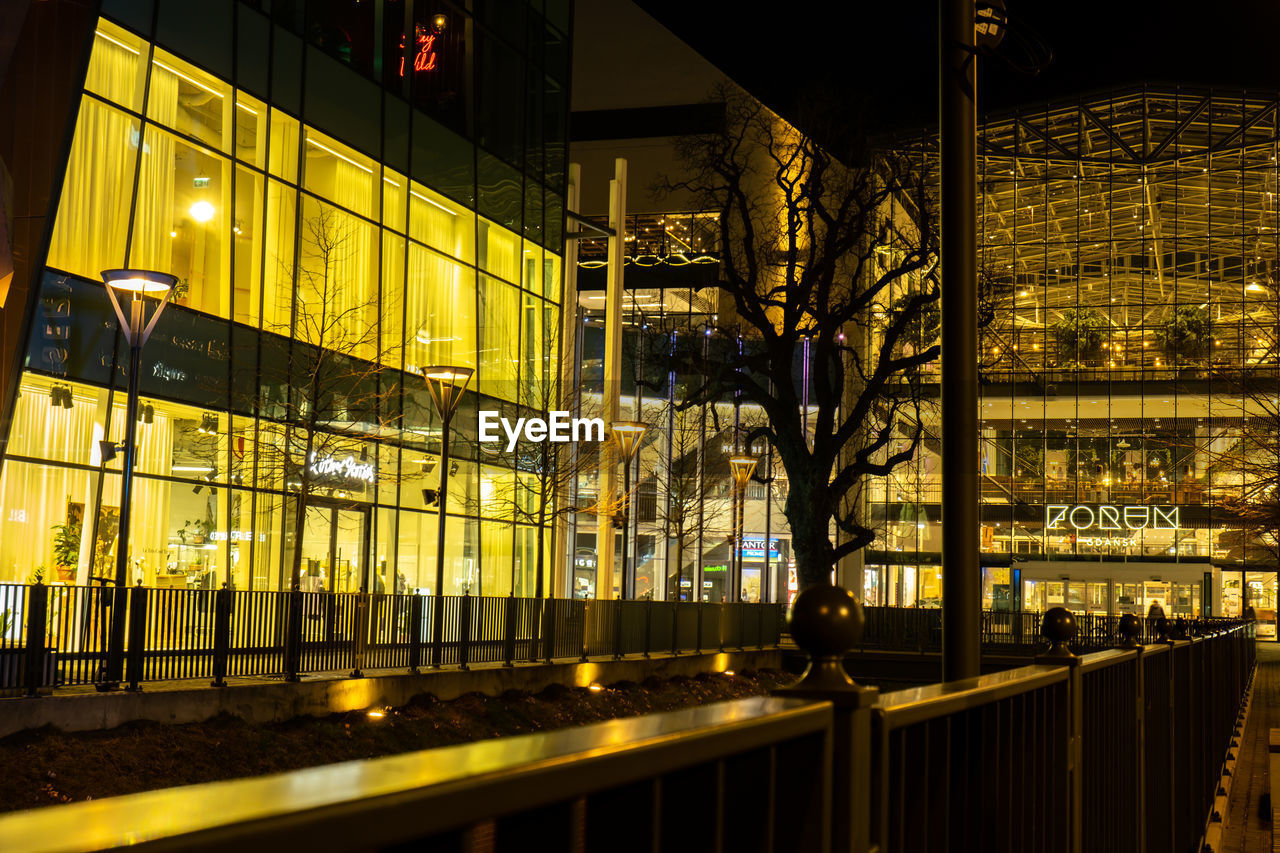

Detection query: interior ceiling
(975, 87), (1280, 325)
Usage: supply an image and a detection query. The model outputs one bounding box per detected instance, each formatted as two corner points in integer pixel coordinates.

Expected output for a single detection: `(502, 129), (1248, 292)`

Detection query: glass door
(298, 502), (369, 593)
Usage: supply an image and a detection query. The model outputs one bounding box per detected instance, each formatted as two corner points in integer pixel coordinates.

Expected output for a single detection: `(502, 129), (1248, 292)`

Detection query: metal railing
(0, 602), (1254, 852)
(0, 695), (834, 853)
(0, 583), (784, 694)
(857, 605), (1244, 652)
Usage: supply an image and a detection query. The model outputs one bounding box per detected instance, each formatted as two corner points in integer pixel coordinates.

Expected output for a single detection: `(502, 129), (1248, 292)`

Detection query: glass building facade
(0, 1), (571, 596)
(864, 87), (1280, 631)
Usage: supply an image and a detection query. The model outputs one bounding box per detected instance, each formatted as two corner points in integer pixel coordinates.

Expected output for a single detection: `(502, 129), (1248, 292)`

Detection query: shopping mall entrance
(1018, 560), (1210, 620)
(298, 500), (370, 594)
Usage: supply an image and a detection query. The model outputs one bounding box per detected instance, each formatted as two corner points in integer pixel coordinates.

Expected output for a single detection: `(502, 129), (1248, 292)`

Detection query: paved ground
(1223, 642), (1279, 853)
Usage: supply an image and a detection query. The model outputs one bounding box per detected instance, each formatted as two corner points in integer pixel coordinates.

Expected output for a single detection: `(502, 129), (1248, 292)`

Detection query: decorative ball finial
(1040, 606), (1077, 658)
(778, 584), (868, 696)
(789, 584), (865, 657)
(1117, 613), (1142, 649)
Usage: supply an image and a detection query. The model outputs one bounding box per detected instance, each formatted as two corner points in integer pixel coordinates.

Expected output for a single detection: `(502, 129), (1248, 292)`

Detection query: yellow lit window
(47, 97), (138, 278)
(147, 48), (232, 153)
(409, 180), (474, 264)
(86, 20), (147, 111)
(303, 128), (377, 220)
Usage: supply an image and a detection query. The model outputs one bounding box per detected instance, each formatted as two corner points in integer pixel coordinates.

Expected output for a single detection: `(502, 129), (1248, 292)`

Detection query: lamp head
(101, 269), (178, 297)
(611, 421), (647, 462)
(729, 453), (759, 487)
(422, 365), (474, 420)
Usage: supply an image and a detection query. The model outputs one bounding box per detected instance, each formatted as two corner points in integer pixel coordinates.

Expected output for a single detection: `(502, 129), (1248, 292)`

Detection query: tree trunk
(784, 474), (837, 591)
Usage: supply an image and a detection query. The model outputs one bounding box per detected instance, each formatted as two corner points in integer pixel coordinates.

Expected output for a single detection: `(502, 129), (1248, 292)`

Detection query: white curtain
(46, 96), (138, 279)
(128, 67), (178, 292)
(0, 385), (97, 582)
(407, 242), (475, 372)
(481, 220), (520, 284)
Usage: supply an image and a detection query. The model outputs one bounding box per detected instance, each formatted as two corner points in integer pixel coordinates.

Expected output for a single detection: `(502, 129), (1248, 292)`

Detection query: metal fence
(0, 583), (784, 694)
(858, 605), (1245, 652)
(0, 615), (1254, 853)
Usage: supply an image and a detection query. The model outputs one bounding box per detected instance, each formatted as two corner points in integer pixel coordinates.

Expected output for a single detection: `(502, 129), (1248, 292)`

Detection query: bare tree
(641, 398), (734, 600)
(1207, 372), (1280, 565)
(479, 352), (604, 598)
(655, 89), (940, 590)
(250, 206), (402, 595)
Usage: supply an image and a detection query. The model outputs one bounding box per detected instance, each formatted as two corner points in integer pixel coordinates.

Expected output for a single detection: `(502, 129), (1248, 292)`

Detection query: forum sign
(1044, 504), (1181, 532)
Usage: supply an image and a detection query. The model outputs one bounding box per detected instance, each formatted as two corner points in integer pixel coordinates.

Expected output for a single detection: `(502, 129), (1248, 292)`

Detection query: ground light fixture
(99, 268), (177, 690)
(422, 365), (473, 667)
(728, 452), (759, 602)
(611, 421), (647, 598)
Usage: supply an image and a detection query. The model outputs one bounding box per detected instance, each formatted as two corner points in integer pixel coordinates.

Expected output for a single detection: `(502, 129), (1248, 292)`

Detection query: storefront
(0, 9), (570, 596)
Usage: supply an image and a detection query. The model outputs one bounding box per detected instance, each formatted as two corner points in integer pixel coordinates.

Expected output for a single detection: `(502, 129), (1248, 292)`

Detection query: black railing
(857, 605), (1245, 652)
(0, 604), (1254, 853)
(0, 583), (785, 695)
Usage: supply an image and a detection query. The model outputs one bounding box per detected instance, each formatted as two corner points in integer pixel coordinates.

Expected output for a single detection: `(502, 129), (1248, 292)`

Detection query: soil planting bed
(0, 669), (794, 813)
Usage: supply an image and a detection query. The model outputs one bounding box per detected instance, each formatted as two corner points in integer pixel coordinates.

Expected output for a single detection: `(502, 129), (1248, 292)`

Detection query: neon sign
(399, 28), (439, 77)
(308, 452), (376, 485)
(1044, 504), (1180, 532)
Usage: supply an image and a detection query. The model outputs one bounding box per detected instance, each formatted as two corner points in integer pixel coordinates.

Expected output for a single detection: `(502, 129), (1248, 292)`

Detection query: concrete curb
(1201, 664), (1255, 853)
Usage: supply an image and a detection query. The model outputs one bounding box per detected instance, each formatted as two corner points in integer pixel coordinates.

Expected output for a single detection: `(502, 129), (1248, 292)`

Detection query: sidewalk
(1222, 642), (1278, 852)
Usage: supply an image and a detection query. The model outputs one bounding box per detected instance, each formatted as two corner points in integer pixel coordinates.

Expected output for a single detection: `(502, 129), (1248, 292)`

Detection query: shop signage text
(479, 411), (605, 452)
(1044, 504), (1180, 532)
(308, 452), (376, 484)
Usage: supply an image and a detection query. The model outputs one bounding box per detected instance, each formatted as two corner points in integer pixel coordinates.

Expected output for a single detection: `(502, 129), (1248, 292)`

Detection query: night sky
(637, 0), (1280, 135)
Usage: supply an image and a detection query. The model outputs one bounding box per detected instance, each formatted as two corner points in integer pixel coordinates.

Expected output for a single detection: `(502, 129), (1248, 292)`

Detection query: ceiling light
(189, 200), (215, 223)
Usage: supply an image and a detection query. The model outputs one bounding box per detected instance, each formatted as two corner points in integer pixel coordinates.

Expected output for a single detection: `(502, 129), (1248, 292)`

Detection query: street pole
(940, 0), (981, 682)
(621, 454), (631, 599)
(98, 269), (175, 690)
(423, 366), (473, 668)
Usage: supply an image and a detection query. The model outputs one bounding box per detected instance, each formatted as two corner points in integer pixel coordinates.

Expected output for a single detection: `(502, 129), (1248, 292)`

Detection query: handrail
(0, 696), (831, 853)
(1076, 647), (1139, 674)
(874, 663), (1068, 729)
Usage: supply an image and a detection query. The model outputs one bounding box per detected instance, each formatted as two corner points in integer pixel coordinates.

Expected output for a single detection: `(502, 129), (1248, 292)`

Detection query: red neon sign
(399, 28), (439, 77)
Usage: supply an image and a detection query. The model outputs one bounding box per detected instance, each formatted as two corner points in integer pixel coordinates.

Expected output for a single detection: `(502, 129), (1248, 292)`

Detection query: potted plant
(1161, 305), (1211, 363)
(1051, 307), (1108, 364)
(51, 523), (80, 583)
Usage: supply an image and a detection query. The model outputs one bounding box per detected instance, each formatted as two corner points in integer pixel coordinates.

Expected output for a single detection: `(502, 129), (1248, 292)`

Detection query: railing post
(350, 592), (369, 678)
(695, 601), (703, 654)
(773, 585), (877, 853)
(125, 583), (147, 692)
(23, 581), (48, 698)
(642, 599), (652, 658)
(284, 589), (303, 682)
(613, 597), (624, 660)
(542, 598), (556, 664)
(504, 593), (517, 667)
(1035, 607), (1083, 853)
(408, 594), (424, 674)
(458, 592), (472, 671)
(671, 602), (679, 656)
(211, 583), (231, 687)
(580, 600), (590, 663)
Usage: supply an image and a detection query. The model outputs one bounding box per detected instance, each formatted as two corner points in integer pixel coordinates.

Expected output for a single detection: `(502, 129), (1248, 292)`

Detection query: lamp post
(728, 452), (758, 603)
(99, 269), (176, 690)
(422, 366), (473, 667)
(611, 421), (646, 598)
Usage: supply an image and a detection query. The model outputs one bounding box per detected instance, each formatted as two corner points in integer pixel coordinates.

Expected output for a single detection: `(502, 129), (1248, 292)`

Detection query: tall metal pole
(103, 302), (144, 687)
(431, 416), (451, 667)
(940, 0), (981, 682)
(620, 456), (631, 599)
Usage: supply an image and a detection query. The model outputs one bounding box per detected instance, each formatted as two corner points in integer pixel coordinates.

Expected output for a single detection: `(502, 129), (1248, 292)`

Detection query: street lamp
(422, 365), (473, 667)
(728, 451), (758, 603)
(611, 421), (646, 598)
(99, 268), (176, 689)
